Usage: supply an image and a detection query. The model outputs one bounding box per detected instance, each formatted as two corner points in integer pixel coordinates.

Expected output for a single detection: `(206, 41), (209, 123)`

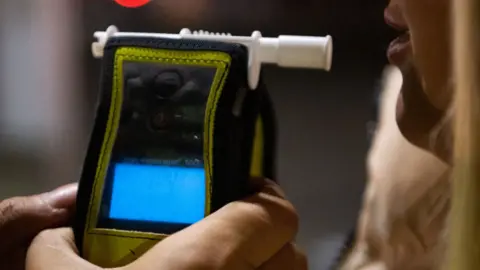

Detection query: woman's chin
(395, 66), (450, 162)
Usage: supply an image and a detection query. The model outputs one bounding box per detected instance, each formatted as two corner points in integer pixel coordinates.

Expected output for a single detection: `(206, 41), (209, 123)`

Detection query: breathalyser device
(74, 25), (333, 268)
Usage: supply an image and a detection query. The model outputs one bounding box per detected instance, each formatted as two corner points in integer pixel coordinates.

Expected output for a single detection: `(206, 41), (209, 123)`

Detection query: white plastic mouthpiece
(92, 25), (333, 89)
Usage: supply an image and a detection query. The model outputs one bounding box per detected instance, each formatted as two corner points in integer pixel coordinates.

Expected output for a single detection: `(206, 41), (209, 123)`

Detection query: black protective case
(73, 36), (277, 254)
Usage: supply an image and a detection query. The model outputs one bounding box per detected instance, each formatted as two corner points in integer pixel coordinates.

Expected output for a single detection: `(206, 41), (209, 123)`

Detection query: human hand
(0, 183), (78, 270)
(26, 178), (307, 270)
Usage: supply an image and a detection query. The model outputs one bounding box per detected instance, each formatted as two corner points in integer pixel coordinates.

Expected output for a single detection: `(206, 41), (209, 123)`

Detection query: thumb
(131, 178), (298, 270)
(26, 228), (99, 270)
(0, 183), (78, 254)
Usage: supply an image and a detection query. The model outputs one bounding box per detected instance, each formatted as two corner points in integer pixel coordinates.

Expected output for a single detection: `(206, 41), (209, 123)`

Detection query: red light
(114, 0), (150, 8)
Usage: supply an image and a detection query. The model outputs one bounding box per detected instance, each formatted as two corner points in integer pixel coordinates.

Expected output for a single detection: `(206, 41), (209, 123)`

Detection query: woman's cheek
(403, 0), (452, 110)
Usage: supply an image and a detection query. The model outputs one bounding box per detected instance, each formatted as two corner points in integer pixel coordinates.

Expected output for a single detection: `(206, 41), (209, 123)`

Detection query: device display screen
(97, 61), (217, 233)
(109, 163), (206, 224)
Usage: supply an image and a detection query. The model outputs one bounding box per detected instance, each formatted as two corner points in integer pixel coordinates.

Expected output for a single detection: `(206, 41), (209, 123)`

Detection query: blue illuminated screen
(108, 163), (206, 225)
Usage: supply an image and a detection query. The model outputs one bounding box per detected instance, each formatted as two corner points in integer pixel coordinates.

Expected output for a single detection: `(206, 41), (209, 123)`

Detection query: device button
(180, 132), (202, 145)
(153, 71), (183, 99)
(150, 109), (171, 130)
(170, 81), (206, 104)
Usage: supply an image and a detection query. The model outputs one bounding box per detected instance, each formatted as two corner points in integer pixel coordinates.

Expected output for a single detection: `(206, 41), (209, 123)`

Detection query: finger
(132, 178), (298, 270)
(0, 183), (78, 253)
(250, 177), (286, 198)
(258, 243), (308, 270)
(26, 228), (99, 270)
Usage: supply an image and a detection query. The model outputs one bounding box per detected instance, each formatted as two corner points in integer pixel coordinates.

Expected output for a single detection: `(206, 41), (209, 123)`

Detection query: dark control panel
(112, 62), (217, 164)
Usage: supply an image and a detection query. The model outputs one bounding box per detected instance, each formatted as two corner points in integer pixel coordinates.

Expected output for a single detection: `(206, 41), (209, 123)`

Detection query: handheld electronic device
(74, 25), (333, 268)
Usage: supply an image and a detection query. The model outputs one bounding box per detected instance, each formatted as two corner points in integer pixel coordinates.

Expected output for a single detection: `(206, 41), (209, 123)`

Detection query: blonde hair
(339, 66), (451, 270)
(446, 0), (480, 269)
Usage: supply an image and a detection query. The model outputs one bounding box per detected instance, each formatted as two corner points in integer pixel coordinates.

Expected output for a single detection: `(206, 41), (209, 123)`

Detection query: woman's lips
(384, 7), (407, 31)
(387, 32), (411, 66)
(384, 8), (411, 66)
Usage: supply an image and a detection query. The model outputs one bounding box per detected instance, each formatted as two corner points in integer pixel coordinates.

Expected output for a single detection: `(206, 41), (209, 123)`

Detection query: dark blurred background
(0, 0), (393, 269)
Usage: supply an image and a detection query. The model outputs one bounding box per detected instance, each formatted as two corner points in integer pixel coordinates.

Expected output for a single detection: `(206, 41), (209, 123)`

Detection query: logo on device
(114, 0), (150, 8)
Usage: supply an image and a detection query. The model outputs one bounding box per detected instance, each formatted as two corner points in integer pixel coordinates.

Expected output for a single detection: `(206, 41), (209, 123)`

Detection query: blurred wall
(0, 1), (393, 269)
(0, 0), (84, 196)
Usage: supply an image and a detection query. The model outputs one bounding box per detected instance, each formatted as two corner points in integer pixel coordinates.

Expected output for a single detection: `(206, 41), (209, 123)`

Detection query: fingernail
(265, 179), (287, 198)
(43, 183), (78, 209)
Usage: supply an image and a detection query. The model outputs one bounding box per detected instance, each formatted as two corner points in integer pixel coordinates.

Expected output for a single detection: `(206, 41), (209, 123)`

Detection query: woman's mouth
(387, 31), (411, 66)
(384, 8), (411, 66)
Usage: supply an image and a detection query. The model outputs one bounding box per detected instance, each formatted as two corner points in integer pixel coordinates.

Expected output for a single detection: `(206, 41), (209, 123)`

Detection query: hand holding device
(30, 179), (305, 270)
(0, 184), (77, 270)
